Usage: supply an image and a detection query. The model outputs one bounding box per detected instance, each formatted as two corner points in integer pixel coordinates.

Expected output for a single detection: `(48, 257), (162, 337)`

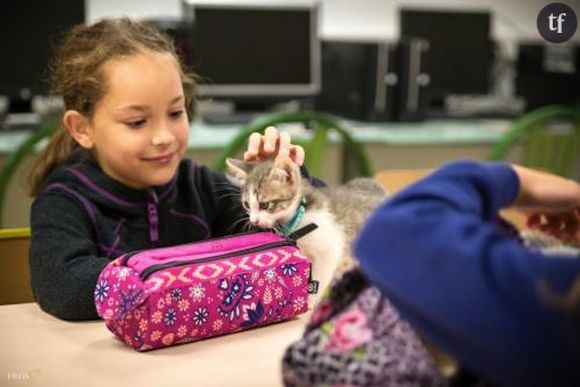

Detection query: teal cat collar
(278, 197), (307, 236)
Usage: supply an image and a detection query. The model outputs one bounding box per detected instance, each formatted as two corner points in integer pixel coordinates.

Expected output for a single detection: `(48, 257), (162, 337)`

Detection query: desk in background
(0, 303), (309, 387)
(0, 118), (514, 228)
(345, 118), (517, 174)
(375, 168), (527, 229)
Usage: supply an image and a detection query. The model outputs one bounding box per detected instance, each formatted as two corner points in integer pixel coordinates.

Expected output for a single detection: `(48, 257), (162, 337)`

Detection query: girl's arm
(354, 160), (580, 386)
(29, 194), (110, 320)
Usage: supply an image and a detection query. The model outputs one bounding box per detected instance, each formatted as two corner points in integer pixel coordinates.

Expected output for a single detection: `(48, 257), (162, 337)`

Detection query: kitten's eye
(259, 202), (269, 210)
(242, 200), (249, 209)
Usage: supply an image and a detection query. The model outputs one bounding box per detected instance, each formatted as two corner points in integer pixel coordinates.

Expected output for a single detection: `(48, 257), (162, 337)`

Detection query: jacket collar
(42, 152), (179, 211)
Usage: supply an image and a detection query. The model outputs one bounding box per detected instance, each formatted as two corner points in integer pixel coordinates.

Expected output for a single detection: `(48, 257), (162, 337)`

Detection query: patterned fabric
(95, 231), (310, 351)
(282, 269), (447, 387)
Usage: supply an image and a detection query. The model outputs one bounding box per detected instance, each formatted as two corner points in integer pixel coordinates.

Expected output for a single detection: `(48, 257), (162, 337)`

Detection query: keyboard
(202, 112), (261, 126)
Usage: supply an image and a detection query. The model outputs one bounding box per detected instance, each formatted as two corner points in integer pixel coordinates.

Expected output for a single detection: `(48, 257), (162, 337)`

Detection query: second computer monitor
(400, 9), (493, 104)
(186, 1), (320, 102)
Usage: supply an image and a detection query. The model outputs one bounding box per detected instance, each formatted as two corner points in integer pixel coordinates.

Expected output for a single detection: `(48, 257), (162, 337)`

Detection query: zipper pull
(147, 189), (159, 246)
(149, 188), (159, 204)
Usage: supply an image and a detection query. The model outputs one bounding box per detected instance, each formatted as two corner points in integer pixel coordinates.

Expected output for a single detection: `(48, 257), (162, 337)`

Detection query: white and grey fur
(226, 156), (387, 306)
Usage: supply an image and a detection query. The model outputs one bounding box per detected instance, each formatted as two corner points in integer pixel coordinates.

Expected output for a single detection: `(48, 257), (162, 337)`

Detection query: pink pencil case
(94, 227), (314, 351)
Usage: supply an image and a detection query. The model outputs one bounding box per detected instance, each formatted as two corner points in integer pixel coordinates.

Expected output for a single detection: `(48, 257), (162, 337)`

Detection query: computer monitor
(0, 1), (85, 101)
(400, 9), (493, 107)
(184, 0), (320, 107)
(516, 42), (580, 111)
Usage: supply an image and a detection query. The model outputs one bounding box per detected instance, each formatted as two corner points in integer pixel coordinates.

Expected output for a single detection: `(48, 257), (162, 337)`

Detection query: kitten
(226, 156), (387, 306)
(326, 176), (389, 275)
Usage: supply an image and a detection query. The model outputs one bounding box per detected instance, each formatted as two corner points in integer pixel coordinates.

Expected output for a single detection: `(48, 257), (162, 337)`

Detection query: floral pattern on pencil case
(95, 245), (310, 351)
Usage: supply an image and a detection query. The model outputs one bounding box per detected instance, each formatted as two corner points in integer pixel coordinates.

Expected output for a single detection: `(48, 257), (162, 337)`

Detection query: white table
(0, 303), (310, 387)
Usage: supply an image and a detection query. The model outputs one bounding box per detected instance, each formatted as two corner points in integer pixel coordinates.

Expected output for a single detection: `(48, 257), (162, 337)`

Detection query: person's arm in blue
(355, 160), (580, 387)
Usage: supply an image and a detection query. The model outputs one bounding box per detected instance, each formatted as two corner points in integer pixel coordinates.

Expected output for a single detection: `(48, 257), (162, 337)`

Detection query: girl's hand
(243, 126), (305, 166)
(511, 165), (580, 244)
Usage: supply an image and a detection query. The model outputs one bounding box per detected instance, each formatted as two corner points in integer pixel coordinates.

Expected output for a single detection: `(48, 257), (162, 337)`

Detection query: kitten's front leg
(297, 227), (344, 308)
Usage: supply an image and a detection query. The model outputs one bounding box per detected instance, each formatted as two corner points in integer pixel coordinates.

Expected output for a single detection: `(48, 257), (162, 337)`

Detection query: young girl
(28, 18), (310, 321)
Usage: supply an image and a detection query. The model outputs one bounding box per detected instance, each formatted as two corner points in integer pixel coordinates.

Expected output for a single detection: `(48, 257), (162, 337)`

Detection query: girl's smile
(79, 50), (190, 189)
(142, 151), (177, 165)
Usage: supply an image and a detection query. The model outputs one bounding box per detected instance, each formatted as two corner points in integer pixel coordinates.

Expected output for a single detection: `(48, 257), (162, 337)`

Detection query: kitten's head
(226, 156), (302, 229)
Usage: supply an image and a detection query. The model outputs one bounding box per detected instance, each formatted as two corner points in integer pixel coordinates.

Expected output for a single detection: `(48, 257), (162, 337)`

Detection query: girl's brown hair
(29, 18), (196, 196)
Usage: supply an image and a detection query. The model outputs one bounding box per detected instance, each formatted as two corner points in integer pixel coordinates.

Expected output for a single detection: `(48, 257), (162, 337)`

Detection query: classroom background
(0, 2), (579, 384)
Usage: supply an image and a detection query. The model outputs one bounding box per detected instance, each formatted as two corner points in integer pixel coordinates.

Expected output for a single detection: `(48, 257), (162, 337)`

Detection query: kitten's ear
(271, 156), (297, 184)
(225, 158), (253, 186)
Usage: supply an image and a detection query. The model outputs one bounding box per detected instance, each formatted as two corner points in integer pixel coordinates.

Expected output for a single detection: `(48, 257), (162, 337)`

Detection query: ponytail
(28, 125), (80, 196)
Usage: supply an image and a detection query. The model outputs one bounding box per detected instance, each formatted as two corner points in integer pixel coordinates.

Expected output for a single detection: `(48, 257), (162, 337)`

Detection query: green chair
(211, 110), (373, 178)
(489, 105), (580, 177)
(0, 120), (58, 227)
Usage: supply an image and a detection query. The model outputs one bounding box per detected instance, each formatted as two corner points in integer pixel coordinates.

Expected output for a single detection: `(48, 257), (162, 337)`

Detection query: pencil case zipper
(138, 240), (295, 280)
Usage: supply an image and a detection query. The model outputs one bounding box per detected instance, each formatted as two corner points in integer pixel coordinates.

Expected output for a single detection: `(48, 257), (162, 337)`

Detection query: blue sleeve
(354, 160), (580, 386)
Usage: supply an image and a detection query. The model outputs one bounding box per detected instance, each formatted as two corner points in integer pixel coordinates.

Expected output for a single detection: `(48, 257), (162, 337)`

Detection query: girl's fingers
(289, 145), (305, 166)
(263, 126), (278, 154)
(278, 132), (291, 157)
(245, 127), (302, 164)
(246, 132), (262, 159)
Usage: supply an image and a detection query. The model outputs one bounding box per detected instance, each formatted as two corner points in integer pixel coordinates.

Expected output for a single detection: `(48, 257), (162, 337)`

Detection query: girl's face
(87, 51), (189, 189)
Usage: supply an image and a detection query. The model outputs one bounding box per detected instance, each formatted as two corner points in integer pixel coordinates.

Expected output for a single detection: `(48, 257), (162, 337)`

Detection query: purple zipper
(147, 189), (159, 247)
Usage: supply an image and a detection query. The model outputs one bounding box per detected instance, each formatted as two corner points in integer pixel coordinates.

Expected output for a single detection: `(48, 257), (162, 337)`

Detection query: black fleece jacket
(29, 155), (321, 321)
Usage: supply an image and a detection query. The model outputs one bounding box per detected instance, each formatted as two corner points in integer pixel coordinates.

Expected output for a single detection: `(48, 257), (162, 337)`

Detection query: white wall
(86, 0), (182, 21)
(86, 0), (580, 43)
